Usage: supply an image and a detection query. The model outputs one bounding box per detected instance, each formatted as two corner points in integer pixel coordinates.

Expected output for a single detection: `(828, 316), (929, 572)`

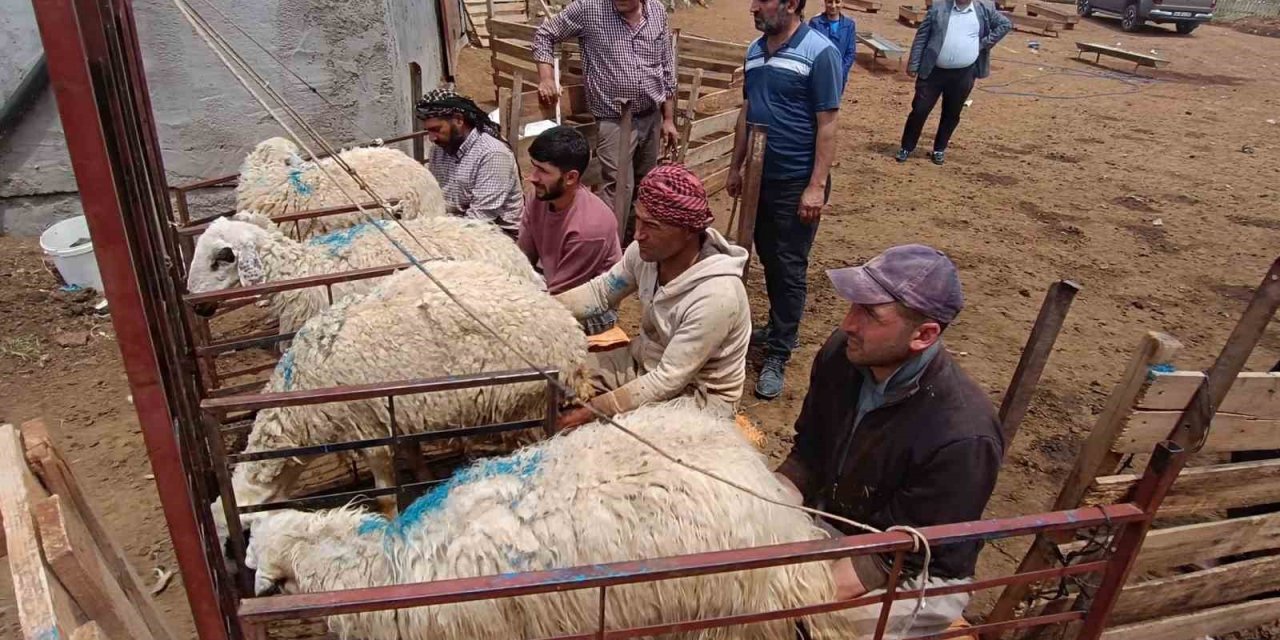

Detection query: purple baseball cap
(826, 244), (965, 324)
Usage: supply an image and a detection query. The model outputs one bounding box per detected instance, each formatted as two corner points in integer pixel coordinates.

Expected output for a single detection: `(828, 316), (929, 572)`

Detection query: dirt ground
(2, 2), (1279, 637)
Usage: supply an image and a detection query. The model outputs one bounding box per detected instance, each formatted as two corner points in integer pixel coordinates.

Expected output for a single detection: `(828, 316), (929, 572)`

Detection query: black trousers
(899, 63), (978, 153)
(753, 177), (830, 362)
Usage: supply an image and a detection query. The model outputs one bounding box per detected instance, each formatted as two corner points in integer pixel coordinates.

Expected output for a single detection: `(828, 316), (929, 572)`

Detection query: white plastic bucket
(39, 216), (104, 292)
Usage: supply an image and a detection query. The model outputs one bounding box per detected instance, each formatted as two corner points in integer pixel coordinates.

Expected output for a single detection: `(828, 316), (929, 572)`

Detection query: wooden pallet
(465, 0), (530, 47)
(0, 420), (178, 640)
(1026, 2), (1079, 28)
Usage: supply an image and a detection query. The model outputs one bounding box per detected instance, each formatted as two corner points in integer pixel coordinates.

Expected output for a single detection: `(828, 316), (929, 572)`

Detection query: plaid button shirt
(427, 129), (524, 233)
(533, 0), (677, 120)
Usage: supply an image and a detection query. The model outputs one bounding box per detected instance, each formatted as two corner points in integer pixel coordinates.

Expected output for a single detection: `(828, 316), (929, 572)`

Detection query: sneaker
(755, 357), (787, 400)
(894, 148), (911, 163)
(931, 150), (946, 165)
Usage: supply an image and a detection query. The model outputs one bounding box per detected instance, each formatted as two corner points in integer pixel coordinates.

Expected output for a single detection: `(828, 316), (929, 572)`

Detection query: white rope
(172, 0), (935, 624)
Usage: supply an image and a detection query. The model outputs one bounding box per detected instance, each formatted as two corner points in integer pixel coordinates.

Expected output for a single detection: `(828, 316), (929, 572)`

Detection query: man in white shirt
(894, 0), (1010, 165)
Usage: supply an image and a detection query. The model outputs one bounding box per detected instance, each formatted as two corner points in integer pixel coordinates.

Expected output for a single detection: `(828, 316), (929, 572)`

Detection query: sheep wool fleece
(227, 260), (588, 511)
(555, 228), (751, 416)
(246, 400), (858, 640)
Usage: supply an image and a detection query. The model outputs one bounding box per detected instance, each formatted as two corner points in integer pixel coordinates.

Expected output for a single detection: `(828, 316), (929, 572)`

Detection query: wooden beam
(1138, 371), (1280, 417)
(34, 495), (157, 640)
(690, 151), (732, 178)
(0, 423), (79, 639)
(677, 54), (742, 75)
(678, 69), (703, 163)
(736, 125), (768, 277)
(676, 34), (747, 62)
(71, 622), (110, 640)
(1083, 458), (1280, 517)
(684, 133), (734, 169)
(486, 18), (539, 41)
(688, 107), (741, 142)
(1101, 596), (1280, 640)
(1062, 512), (1280, 573)
(1114, 411), (1280, 454)
(20, 421), (177, 640)
(1110, 553), (1280, 625)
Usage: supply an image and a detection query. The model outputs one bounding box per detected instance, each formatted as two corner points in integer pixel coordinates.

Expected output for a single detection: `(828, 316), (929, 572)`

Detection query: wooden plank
(1139, 371), (1280, 417)
(856, 32), (905, 58)
(20, 421), (177, 640)
(509, 84), (591, 123)
(1007, 12), (1061, 36)
(487, 18), (539, 41)
(1075, 42), (1169, 68)
(695, 87), (742, 114)
(691, 152), (732, 183)
(898, 5), (926, 26)
(688, 107), (741, 142)
(71, 622), (110, 640)
(701, 166), (730, 196)
(1082, 458), (1280, 517)
(34, 495), (156, 640)
(842, 0), (882, 12)
(683, 132), (734, 168)
(490, 36), (537, 63)
(1101, 596), (1280, 640)
(1062, 512), (1280, 575)
(677, 54), (742, 75)
(0, 423), (79, 639)
(1113, 411), (1280, 454)
(1026, 2), (1079, 27)
(1111, 554), (1280, 625)
(677, 34), (748, 63)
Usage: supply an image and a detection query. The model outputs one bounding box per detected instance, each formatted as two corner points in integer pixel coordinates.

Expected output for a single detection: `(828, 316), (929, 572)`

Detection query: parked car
(1077, 0), (1215, 33)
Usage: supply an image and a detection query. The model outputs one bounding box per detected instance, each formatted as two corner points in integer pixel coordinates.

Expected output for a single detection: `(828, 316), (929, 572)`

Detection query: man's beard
(535, 177), (567, 202)
(754, 12), (787, 34)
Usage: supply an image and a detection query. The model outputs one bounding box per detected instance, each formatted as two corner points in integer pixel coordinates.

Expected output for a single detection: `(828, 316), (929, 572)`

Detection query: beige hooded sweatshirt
(555, 228), (751, 416)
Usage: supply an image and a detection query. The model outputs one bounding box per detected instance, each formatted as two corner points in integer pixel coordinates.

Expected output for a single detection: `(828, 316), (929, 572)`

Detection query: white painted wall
(0, 0), (447, 235)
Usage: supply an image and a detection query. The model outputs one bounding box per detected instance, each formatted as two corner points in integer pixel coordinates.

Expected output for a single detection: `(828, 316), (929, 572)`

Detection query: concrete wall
(0, 0), (44, 112)
(0, 0), (446, 236)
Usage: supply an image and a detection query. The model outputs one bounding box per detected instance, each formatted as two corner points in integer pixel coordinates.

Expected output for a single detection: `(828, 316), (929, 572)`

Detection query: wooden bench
(841, 0), (882, 13)
(856, 31), (906, 70)
(898, 5), (926, 26)
(1076, 41), (1170, 71)
(995, 0), (1017, 10)
(1007, 12), (1064, 36)
(1027, 2), (1079, 28)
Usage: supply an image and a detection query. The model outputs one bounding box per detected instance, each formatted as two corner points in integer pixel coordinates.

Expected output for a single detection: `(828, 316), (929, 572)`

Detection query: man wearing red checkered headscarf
(553, 164), (753, 431)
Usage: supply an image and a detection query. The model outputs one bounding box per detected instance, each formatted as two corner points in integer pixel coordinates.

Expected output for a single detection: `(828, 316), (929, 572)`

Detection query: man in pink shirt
(518, 126), (624, 334)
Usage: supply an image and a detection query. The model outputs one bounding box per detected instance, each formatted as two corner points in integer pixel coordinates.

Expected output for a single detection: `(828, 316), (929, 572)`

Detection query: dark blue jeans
(753, 177), (827, 362)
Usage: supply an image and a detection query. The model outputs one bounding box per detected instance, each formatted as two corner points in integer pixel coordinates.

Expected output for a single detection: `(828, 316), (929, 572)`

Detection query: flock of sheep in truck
(185, 136), (869, 639)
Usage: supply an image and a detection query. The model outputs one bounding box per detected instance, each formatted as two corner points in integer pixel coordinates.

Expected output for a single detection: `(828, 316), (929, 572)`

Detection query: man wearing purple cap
(775, 244), (1003, 636)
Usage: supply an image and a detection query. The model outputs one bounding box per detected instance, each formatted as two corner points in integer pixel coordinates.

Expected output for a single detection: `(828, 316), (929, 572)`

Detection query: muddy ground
(1, 2), (1278, 637)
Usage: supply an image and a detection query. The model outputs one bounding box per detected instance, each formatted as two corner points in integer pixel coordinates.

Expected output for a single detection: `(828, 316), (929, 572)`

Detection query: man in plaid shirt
(533, 0), (680, 243)
(417, 89), (524, 238)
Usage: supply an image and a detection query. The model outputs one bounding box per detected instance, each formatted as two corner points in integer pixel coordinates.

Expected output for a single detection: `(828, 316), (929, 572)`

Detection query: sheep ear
(235, 242), (266, 286)
(232, 211), (273, 229)
(254, 573), (284, 597)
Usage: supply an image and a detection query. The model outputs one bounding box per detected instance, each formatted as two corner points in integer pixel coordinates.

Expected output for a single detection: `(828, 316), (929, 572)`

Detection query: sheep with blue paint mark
(212, 259), (591, 550)
(244, 400), (856, 640)
(234, 137), (444, 238)
(186, 212), (543, 334)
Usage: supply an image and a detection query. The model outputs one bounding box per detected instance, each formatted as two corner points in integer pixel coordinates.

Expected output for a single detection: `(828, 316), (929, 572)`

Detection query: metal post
(998, 280), (1081, 446)
(31, 0), (239, 636)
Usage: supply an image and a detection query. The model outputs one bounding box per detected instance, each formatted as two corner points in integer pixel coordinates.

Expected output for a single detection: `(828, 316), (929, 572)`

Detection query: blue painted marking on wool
(274, 350), (296, 390)
(34, 627), (60, 640)
(360, 450), (543, 539)
(1146, 363), (1176, 380)
(307, 221), (389, 257)
(288, 167), (313, 196)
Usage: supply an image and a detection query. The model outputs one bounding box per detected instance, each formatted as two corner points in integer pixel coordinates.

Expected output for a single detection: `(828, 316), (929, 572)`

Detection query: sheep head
(243, 136), (303, 171)
(245, 507), (387, 596)
(186, 217), (275, 314)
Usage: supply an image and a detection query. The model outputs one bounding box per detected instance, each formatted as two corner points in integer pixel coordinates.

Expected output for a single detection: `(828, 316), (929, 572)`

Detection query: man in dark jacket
(894, 0), (1011, 165)
(775, 244), (1003, 637)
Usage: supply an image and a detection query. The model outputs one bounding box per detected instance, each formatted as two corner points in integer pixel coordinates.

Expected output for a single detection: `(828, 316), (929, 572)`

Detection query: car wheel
(1077, 0), (1093, 16)
(1176, 21), (1198, 34)
(1121, 2), (1143, 31)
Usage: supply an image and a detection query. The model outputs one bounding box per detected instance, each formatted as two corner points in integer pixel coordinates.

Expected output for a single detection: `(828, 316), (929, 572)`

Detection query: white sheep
(234, 137), (444, 238)
(186, 212), (543, 334)
(214, 260), (591, 541)
(245, 400), (856, 640)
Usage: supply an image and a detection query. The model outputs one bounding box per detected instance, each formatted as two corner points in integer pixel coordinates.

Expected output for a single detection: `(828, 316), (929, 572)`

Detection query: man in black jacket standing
(775, 244), (1003, 637)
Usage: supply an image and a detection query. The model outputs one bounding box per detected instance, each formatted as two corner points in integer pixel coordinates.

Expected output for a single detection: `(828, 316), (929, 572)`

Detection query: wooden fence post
(736, 124), (767, 280)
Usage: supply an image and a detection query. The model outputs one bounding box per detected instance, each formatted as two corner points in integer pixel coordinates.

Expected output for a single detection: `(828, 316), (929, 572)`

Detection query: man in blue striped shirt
(728, 0), (842, 400)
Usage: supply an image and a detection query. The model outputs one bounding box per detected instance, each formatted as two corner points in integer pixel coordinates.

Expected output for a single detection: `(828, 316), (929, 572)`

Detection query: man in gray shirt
(894, 0), (1010, 165)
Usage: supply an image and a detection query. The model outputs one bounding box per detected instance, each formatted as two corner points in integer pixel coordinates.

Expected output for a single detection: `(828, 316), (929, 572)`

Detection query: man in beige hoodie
(554, 163), (752, 431)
